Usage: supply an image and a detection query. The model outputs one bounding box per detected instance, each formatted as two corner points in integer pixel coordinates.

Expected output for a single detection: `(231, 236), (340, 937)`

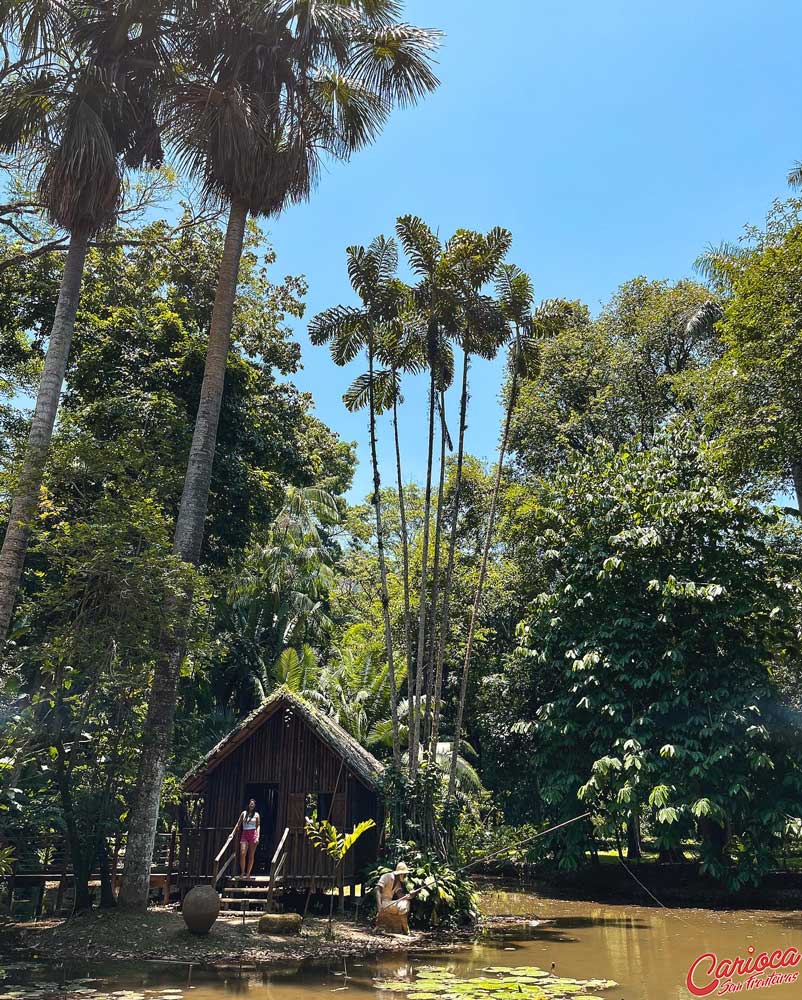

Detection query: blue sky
(261, 0), (802, 501)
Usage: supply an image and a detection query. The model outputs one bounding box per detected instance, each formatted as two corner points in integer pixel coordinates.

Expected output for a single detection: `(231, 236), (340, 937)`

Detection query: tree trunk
(172, 198), (248, 566)
(423, 391), (448, 748)
(0, 234), (88, 638)
(626, 816), (641, 860)
(119, 199), (248, 911)
(54, 744), (92, 912)
(409, 373), (436, 780)
(792, 460), (802, 512)
(448, 342), (519, 800)
(97, 837), (117, 909)
(698, 817), (729, 860)
(368, 341), (401, 767)
(429, 351), (470, 755)
(392, 390), (413, 740)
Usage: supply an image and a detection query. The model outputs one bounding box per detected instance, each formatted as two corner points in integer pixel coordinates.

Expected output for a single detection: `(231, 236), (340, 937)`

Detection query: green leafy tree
(690, 198), (802, 508)
(393, 217), (509, 778)
(447, 271), (571, 800)
(215, 486), (340, 713)
(0, 0), (171, 635)
(509, 278), (720, 482)
(3, 435), (195, 911)
(499, 422), (802, 887)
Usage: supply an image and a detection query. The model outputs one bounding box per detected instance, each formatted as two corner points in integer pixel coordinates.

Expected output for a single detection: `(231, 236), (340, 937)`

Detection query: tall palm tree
(425, 228), (510, 753)
(394, 220), (510, 765)
(394, 215), (457, 779)
(446, 269), (572, 799)
(310, 236), (409, 766)
(422, 388), (449, 747)
(121, 1), (440, 911)
(0, 0), (171, 637)
(384, 321), (426, 736)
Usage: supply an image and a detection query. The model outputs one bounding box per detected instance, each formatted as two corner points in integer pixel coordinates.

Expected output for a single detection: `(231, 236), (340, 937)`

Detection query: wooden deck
(4, 821), (358, 916)
(2, 829), (180, 915)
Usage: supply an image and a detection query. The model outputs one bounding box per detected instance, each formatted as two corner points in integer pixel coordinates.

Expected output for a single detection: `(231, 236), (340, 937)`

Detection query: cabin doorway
(244, 783), (278, 874)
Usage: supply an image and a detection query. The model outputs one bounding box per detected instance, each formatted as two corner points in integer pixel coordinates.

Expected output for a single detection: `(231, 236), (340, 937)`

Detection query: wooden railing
(212, 824), (240, 887)
(175, 825), (352, 888)
(266, 826), (290, 911)
(178, 827), (232, 879)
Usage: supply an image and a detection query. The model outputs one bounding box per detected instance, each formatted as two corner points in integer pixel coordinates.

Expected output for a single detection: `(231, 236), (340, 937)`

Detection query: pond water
(3, 888), (802, 1000)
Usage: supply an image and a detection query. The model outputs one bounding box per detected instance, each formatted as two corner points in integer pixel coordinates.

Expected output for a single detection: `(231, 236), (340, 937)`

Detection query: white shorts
(379, 898), (410, 914)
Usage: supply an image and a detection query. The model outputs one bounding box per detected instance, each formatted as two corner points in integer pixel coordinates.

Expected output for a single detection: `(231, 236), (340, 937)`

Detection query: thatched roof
(182, 686), (385, 793)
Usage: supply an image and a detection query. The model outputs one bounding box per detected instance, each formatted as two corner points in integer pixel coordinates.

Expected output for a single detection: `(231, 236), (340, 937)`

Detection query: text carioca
(686, 947), (801, 996)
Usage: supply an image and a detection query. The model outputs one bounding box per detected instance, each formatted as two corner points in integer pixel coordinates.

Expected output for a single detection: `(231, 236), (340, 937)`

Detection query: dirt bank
(0, 908), (481, 967)
(477, 865), (802, 910)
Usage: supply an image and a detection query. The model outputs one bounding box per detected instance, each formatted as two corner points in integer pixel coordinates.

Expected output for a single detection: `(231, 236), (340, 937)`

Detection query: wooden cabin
(179, 687), (385, 895)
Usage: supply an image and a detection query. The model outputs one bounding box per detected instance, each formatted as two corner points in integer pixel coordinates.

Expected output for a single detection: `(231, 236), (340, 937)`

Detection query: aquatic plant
(374, 964), (617, 1000)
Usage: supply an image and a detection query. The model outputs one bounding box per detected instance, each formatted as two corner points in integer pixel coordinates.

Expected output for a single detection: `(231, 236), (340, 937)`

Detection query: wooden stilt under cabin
(178, 687), (385, 910)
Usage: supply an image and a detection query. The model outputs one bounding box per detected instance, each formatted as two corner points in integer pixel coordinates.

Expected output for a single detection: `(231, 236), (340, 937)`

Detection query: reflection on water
(3, 888), (802, 1000)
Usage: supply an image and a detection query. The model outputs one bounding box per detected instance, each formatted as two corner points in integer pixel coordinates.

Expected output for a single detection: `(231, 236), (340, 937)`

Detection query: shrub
(366, 841), (479, 928)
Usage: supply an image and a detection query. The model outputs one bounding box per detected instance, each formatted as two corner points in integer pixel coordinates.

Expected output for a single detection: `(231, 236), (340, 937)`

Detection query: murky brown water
(4, 888), (802, 1000)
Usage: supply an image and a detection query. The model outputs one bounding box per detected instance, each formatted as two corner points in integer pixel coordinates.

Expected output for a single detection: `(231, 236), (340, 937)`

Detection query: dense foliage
(490, 423), (802, 888)
(1, 13), (802, 915)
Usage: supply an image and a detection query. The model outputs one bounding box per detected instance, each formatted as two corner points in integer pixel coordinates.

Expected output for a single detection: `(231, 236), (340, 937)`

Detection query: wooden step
(220, 896), (268, 906)
(224, 886), (274, 895)
(220, 898), (273, 912)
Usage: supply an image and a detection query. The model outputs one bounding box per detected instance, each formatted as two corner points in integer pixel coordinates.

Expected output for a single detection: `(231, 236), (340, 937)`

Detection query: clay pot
(182, 885), (220, 935)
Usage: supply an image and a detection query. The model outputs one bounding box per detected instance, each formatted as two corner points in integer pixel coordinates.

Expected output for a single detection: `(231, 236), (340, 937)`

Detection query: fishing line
(455, 811), (592, 875)
(616, 855), (696, 927)
(393, 812), (594, 907)
(452, 809), (695, 930)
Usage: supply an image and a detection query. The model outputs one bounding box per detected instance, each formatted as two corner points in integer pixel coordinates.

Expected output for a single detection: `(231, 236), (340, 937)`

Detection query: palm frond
(495, 263), (534, 323)
(343, 366), (400, 414)
(396, 214), (441, 275)
(694, 242), (746, 294)
(368, 233), (398, 284)
(684, 299), (723, 338)
(308, 304), (367, 361)
(347, 22), (441, 108)
(307, 70), (388, 154)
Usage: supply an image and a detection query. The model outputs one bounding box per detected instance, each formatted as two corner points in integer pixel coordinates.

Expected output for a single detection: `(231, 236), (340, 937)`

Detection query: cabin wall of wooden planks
(196, 704), (382, 881)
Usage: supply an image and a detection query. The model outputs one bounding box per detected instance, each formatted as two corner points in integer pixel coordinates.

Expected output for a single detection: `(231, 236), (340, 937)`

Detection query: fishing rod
(455, 811), (592, 875)
(394, 810), (592, 902)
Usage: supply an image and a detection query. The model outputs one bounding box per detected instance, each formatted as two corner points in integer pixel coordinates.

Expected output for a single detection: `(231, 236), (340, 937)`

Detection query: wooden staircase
(220, 877), (276, 913)
(214, 826), (290, 915)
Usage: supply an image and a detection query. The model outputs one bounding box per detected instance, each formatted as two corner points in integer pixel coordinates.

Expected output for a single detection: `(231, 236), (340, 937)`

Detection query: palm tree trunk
(119, 199), (248, 911)
(0, 234), (88, 638)
(409, 372), (436, 780)
(423, 391), (448, 748)
(368, 340), (401, 767)
(429, 351), (469, 755)
(172, 198), (248, 565)
(392, 389), (413, 743)
(447, 346), (520, 800)
(792, 460), (802, 512)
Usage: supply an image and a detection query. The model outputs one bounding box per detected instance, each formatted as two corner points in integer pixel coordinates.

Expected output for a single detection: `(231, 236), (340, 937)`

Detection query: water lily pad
(374, 965), (616, 1000)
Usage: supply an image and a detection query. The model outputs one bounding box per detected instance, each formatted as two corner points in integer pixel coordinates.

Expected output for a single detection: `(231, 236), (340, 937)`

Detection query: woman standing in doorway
(237, 798), (260, 877)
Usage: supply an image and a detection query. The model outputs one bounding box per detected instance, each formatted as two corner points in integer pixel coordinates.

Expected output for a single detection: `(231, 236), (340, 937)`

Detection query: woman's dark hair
(246, 798), (257, 817)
